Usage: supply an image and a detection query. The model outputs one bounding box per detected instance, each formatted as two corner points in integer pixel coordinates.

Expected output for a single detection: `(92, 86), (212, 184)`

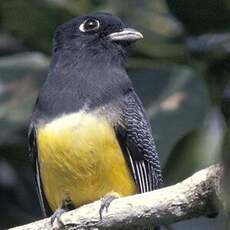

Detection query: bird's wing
(116, 91), (163, 192)
(28, 124), (52, 216)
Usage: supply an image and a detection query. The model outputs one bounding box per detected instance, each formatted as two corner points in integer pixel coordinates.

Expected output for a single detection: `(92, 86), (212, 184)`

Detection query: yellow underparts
(37, 112), (137, 211)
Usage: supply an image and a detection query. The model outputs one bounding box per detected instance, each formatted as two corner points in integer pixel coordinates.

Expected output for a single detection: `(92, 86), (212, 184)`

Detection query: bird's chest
(37, 112), (137, 211)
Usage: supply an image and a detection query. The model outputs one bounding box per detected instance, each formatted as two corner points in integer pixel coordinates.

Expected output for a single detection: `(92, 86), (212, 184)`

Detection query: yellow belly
(37, 112), (137, 211)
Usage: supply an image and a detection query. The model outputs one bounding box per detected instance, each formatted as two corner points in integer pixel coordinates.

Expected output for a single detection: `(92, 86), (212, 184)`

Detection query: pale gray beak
(108, 28), (143, 42)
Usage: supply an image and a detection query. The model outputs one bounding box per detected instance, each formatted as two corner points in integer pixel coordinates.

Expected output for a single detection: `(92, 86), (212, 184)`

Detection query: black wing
(116, 91), (163, 193)
(28, 124), (52, 216)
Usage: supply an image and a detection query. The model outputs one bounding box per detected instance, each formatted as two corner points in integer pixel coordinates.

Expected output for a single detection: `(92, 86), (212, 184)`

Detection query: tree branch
(10, 164), (223, 230)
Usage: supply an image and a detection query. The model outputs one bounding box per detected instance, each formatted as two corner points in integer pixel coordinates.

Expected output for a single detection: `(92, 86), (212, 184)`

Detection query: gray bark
(10, 164), (223, 230)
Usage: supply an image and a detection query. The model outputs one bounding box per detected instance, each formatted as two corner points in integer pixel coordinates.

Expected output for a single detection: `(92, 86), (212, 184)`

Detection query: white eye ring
(79, 19), (100, 32)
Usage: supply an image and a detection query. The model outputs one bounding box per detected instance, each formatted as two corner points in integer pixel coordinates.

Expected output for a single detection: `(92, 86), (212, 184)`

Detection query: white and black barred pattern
(117, 90), (163, 193)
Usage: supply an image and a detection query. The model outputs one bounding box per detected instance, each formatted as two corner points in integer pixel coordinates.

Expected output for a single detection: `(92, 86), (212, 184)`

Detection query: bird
(28, 12), (163, 228)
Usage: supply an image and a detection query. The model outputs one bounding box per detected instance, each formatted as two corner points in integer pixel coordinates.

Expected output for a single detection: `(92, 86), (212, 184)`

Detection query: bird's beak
(108, 28), (143, 42)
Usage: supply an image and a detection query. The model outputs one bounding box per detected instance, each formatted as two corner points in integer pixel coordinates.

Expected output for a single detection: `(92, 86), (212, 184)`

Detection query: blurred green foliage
(0, 0), (229, 229)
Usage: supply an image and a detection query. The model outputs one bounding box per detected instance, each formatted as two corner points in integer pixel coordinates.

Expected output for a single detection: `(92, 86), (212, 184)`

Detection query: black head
(53, 12), (143, 54)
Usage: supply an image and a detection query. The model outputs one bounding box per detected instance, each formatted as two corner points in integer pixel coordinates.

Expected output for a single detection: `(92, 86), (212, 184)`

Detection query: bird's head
(53, 12), (143, 58)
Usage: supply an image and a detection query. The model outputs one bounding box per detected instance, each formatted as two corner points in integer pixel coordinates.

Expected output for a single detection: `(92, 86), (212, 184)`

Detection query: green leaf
(0, 52), (49, 145)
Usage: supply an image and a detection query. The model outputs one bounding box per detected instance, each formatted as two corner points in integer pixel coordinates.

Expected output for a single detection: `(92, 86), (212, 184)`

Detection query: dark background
(0, 0), (229, 229)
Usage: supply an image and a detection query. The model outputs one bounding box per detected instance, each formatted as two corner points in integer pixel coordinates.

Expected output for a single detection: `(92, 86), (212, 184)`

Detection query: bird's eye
(79, 19), (100, 32)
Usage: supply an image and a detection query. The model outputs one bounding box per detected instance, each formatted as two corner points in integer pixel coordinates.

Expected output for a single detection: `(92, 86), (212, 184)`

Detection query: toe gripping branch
(99, 192), (120, 221)
(50, 198), (75, 229)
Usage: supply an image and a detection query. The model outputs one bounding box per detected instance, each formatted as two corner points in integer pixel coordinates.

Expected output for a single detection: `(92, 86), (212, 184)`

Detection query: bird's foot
(51, 208), (67, 230)
(99, 192), (120, 221)
(50, 197), (75, 229)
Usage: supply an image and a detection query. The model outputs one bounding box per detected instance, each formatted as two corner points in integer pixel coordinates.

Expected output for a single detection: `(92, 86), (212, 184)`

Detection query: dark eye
(79, 19), (100, 32)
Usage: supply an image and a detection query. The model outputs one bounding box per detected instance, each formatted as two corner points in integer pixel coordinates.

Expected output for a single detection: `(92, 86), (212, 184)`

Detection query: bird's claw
(99, 192), (119, 221)
(50, 208), (67, 230)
